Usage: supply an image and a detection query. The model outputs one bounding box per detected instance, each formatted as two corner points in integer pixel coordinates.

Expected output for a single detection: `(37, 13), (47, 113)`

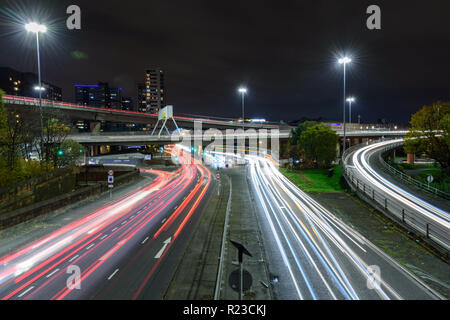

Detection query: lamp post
(238, 87), (247, 130)
(25, 22), (47, 138)
(346, 97), (355, 124)
(338, 57), (351, 155)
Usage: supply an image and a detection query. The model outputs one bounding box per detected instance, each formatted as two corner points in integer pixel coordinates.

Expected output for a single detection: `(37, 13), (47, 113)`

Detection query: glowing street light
(338, 57), (352, 65)
(346, 97), (356, 124)
(25, 22), (47, 33)
(238, 87), (247, 129)
(338, 56), (352, 155)
(25, 22), (47, 138)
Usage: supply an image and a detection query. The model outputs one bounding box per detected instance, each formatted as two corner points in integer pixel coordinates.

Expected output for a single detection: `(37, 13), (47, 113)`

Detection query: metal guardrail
(377, 142), (450, 200)
(341, 140), (450, 253)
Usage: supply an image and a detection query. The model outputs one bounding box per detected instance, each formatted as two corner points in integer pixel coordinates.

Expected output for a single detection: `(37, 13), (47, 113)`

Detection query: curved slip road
(346, 139), (449, 250)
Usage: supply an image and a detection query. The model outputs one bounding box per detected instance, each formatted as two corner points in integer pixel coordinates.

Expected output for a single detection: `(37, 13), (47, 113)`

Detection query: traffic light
(57, 150), (64, 156)
(79, 149), (83, 153)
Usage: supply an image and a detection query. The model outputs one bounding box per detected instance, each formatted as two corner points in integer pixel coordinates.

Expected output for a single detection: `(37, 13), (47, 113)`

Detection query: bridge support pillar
(90, 121), (102, 133)
(390, 149), (396, 161)
(89, 145), (99, 157)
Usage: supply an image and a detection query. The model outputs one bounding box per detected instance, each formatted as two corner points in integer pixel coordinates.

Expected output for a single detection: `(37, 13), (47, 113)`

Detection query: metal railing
(341, 141), (450, 253)
(377, 142), (450, 200)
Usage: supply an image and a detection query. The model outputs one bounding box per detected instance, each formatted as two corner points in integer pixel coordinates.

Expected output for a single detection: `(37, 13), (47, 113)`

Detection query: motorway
(245, 154), (442, 300)
(344, 139), (450, 251)
(0, 146), (213, 300)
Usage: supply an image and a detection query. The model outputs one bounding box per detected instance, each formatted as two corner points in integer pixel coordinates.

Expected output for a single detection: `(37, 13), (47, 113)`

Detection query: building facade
(121, 97), (135, 111)
(0, 67), (62, 101)
(137, 69), (165, 113)
(74, 82), (122, 108)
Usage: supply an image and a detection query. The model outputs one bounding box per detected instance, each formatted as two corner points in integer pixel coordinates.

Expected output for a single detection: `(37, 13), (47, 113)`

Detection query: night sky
(1, 0), (449, 124)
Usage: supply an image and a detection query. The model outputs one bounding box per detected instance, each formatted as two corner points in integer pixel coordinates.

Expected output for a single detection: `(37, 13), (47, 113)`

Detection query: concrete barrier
(0, 169), (140, 230)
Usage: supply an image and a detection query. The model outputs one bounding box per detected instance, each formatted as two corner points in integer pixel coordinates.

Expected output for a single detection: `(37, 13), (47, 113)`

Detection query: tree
(54, 139), (85, 168)
(289, 121), (317, 145)
(404, 102), (450, 170)
(39, 118), (71, 164)
(299, 123), (339, 168)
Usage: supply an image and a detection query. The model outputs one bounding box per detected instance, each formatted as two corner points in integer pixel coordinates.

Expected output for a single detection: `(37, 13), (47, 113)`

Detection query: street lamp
(238, 87), (247, 129)
(338, 56), (352, 155)
(25, 22), (47, 137)
(346, 97), (356, 124)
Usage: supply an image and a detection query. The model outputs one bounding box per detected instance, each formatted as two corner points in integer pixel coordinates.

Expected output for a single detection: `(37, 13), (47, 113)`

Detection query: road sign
(427, 175), (434, 184)
(216, 173), (221, 180)
(230, 240), (252, 300)
(108, 176), (114, 184)
(108, 170), (114, 176)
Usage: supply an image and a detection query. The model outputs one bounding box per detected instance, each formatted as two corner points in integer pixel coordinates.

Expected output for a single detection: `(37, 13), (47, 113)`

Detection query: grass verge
(280, 165), (344, 193)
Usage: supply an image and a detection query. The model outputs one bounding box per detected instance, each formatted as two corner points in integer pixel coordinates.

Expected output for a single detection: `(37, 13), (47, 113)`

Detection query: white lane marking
(121, 221), (127, 225)
(100, 235), (108, 240)
(69, 255), (79, 262)
(86, 244), (95, 250)
(112, 227), (118, 232)
(161, 218), (167, 224)
(154, 237), (172, 259)
(141, 236), (149, 244)
(108, 269), (119, 280)
(174, 205), (178, 210)
(46, 268), (60, 278)
(18, 286), (35, 298)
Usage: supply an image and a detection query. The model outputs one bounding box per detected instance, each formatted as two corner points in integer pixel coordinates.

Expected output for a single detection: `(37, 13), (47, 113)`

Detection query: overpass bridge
(3, 94), (408, 156)
(69, 130), (408, 146)
(2, 95), (282, 130)
(69, 129), (408, 157)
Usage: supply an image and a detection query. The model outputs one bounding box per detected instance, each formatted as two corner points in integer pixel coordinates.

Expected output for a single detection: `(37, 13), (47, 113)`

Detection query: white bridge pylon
(151, 105), (180, 137)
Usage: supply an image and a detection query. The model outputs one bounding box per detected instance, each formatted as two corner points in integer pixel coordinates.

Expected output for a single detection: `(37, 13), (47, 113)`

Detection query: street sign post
(230, 240), (252, 300)
(108, 170), (114, 198)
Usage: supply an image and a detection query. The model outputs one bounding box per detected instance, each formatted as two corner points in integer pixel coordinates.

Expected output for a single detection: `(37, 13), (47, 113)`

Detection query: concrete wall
(0, 168), (79, 215)
(0, 169), (140, 230)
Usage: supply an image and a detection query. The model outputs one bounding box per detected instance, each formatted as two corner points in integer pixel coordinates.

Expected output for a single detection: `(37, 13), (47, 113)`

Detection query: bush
(0, 158), (53, 189)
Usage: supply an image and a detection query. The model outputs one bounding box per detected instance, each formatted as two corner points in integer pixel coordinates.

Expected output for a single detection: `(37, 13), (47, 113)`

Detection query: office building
(121, 97), (135, 111)
(74, 82), (122, 108)
(137, 69), (165, 113)
(0, 67), (62, 101)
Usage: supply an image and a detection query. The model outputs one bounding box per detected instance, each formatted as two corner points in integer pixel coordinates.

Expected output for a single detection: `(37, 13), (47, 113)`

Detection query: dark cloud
(1, 0), (449, 123)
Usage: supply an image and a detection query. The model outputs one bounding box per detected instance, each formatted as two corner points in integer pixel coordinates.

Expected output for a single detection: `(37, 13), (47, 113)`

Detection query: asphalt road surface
(0, 147), (213, 300)
(246, 154), (443, 300)
(345, 139), (449, 251)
